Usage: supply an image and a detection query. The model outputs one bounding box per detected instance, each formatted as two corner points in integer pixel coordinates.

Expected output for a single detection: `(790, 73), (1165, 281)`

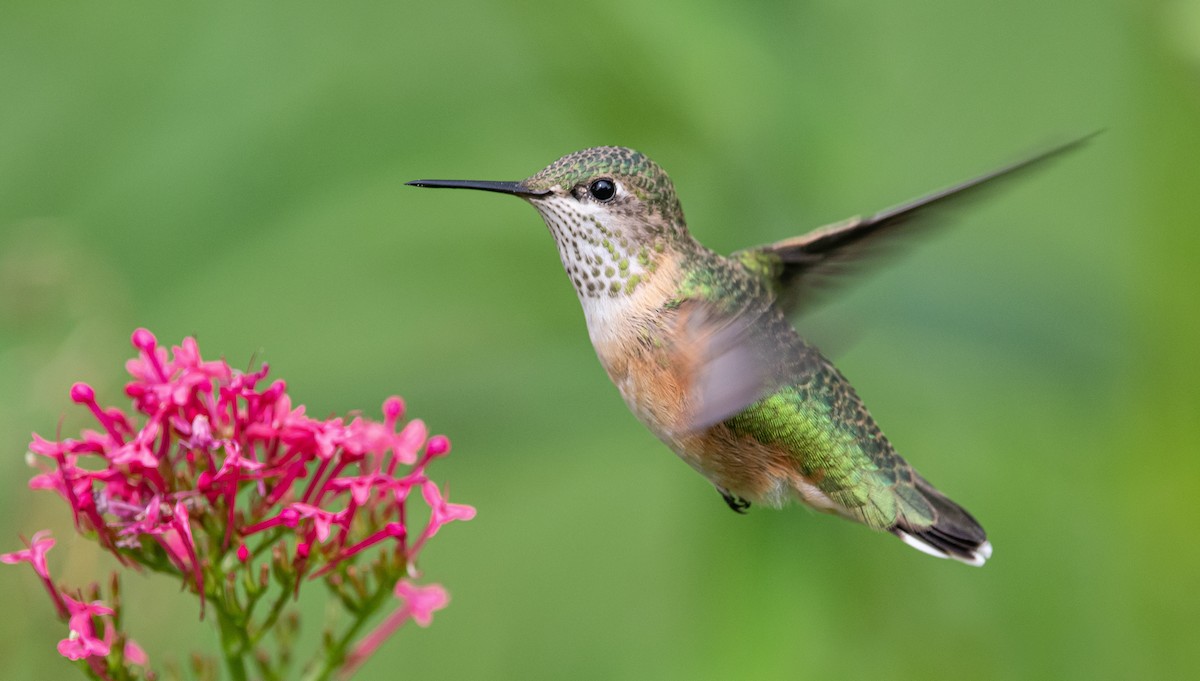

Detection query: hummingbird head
(409, 146), (695, 301)
(520, 146), (685, 230)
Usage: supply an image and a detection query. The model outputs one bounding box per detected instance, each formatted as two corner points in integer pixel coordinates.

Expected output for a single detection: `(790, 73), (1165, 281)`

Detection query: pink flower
(1, 530), (67, 617)
(419, 480), (477, 542)
(310, 521), (406, 578)
(393, 579), (450, 627)
(172, 502), (204, 609)
(58, 596), (114, 660)
(0, 529), (55, 579)
(123, 639), (149, 666)
(342, 581), (449, 676)
(425, 435), (451, 459)
(242, 502), (343, 545)
(70, 382), (127, 443)
(183, 414), (215, 451)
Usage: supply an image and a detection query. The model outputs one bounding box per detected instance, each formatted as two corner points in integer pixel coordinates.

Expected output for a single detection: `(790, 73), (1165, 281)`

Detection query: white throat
(531, 194), (665, 344)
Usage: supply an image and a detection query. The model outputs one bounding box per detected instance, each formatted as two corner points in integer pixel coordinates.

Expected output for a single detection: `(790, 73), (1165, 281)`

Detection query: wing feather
(736, 133), (1100, 314)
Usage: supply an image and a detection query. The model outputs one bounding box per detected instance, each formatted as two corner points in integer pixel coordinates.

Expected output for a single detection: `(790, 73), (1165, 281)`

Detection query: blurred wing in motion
(737, 132), (1101, 315)
(670, 297), (812, 433)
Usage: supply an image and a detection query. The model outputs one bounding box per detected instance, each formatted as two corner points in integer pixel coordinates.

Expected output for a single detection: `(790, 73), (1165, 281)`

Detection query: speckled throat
(528, 194), (671, 300)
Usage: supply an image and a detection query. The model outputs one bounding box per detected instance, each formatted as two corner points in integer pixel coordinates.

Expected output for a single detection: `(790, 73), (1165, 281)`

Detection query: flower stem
(249, 585), (294, 647)
(301, 577), (394, 681)
(215, 605), (250, 681)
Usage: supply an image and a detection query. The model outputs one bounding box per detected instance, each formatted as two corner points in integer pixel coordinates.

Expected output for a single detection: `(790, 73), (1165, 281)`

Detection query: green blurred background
(2, 0), (1197, 679)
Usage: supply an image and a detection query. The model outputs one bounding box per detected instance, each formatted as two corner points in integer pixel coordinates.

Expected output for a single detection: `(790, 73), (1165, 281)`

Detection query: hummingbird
(407, 136), (1092, 566)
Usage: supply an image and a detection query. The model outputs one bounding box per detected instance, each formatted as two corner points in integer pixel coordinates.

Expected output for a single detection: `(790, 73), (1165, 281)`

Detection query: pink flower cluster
(5, 329), (474, 674)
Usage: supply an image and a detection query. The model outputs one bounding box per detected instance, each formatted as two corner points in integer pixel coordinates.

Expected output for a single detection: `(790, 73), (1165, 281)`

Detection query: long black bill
(405, 179), (549, 196)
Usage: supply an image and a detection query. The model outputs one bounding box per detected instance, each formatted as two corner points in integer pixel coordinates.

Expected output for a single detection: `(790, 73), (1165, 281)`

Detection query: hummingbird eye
(588, 178), (616, 202)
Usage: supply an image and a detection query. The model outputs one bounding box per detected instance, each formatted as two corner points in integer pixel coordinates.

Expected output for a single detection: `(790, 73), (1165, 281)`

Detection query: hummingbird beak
(404, 179), (550, 197)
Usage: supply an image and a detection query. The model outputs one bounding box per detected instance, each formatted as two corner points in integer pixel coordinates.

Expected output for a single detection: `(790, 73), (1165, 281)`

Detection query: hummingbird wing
(734, 133), (1099, 315)
(672, 295), (785, 432)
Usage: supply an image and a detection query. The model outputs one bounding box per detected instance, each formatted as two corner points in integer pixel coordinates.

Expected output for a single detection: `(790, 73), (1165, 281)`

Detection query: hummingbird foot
(717, 487), (751, 514)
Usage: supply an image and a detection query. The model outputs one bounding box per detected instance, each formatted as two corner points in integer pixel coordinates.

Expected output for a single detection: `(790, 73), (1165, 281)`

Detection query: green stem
(301, 578), (395, 681)
(215, 605), (251, 681)
(249, 582), (294, 647)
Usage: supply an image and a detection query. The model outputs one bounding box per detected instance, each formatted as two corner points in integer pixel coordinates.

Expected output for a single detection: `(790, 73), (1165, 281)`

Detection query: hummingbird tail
(890, 478), (991, 567)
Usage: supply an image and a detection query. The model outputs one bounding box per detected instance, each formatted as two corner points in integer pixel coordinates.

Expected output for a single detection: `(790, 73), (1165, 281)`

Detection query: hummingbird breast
(599, 316), (826, 510)
(579, 251), (827, 508)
